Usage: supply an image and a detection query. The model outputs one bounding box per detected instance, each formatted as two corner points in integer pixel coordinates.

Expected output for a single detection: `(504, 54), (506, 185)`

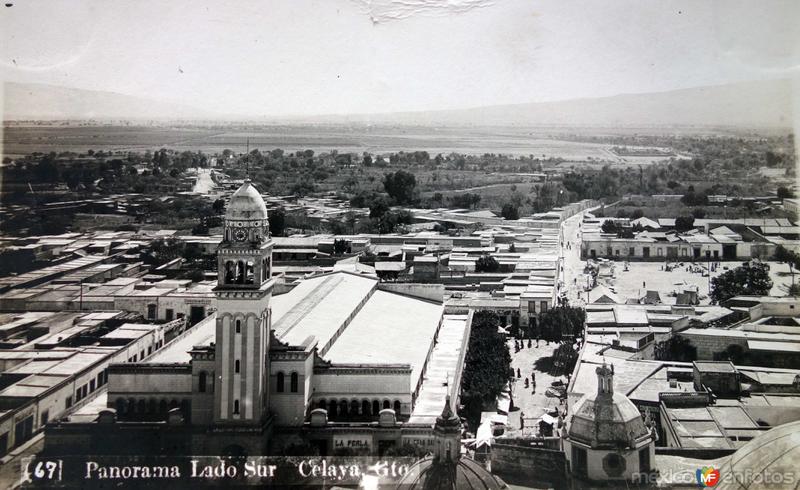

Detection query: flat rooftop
(324, 290), (443, 385)
(272, 273), (378, 353)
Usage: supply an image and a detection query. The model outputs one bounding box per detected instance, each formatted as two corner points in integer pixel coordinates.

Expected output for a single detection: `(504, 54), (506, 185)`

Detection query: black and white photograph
(0, 1), (799, 488)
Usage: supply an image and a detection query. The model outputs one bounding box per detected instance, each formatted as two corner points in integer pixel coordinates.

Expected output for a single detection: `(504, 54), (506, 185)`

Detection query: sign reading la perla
(402, 436), (435, 448)
(333, 435), (371, 450)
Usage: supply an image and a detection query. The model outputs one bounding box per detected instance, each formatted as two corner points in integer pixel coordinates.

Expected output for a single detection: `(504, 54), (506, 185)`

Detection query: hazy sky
(1, 0), (798, 116)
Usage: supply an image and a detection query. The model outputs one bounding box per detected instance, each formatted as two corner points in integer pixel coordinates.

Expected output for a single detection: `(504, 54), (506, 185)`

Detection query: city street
(559, 211), (591, 307)
(504, 210), (592, 437)
(505, 339), (566, 437)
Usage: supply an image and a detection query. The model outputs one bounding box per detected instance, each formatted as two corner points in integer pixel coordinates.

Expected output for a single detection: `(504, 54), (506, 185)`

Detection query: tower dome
(717, 420), (800, 490)
(226, 180), (268, 222)
(394, 395), (507, 490)
(567, 363), (650, 448)
(562, 362), (655, 482)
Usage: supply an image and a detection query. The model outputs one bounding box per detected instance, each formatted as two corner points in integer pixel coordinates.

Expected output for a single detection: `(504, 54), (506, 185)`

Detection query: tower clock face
(234, 229), (248, 242)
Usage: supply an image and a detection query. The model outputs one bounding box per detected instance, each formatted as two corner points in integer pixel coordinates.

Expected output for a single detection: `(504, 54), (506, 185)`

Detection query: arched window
(235, 319), (241, 333)
(246, 261), (254, 284)
(393, 400), (401, 413)
(225, 261), (235, 284)
(339, 400), (349, 417)
(235, 360), (240, 374)
(233, 399), (240, 414)
(137, 399), (146, 414)
(237, 260), (245, 284)
(159, 400), (168, 414)
(276, 372), (285, 392)
(362, 400), (370, 416)
(383, 400), (390, 410)
(148, 399), (157, 413)
(351, 399), (359, 415)
(116, 398), (126, 415)
(199, 372), (207, 392)
(318, 399), (327, 411)
(290, 372), (299, 392)
(372, 400), (380, 415)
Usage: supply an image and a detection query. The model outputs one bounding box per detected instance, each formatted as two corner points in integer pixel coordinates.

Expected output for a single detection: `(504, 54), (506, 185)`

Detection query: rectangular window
(0, 433), (7, 456)
(66, 396), (73, 408)
(639, 448), (651, 473)
(40, 410), (49, 427)
(657, 248), (663, 256)
(572, 446), (588, 476)
(165, 309), (174, 321)
(89, 379), (96, 392)
(615, 249), (620, 256)
(629, 247), (635, 255)
(540, 301), (548, 313)
(14, 416), (33, 448)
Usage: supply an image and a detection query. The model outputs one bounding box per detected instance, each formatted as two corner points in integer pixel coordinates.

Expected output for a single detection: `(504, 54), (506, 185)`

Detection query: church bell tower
(213, 180), (274, 424)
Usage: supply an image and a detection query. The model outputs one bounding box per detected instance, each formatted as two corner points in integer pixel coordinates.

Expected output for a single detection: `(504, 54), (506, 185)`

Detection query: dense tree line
(459, 311), (513, 428)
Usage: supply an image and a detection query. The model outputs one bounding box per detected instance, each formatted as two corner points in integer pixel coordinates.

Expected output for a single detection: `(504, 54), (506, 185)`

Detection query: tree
(654, 336), (697, 362)
(774, 245), (800, 292)
(450, 193), (481, 209)
(333, 239), (349, 255)
(710, 261), (773, 304)
(459, 311), (512, 427)
(368, 195), (391, 219)
(475, 255), (500, 273)
(601, 220), (621, 234)
(269, 207), (286, 237)
(681, 190), (709, 206)
(675, 215), (695, 233)
(142, 237), (185, 266)
(777, 186), (795, 200)
(501, 203), (520, 220)
(536, 307), (586, 342)
(383, 170), (417, 204)
(212, 198), (226, 215)
(630, 209), (645, 220)
(552, 342), (579, 375)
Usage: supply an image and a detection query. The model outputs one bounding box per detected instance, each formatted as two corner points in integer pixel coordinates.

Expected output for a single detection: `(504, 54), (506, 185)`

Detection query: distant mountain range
(3, 78), (795, 128)
(3, 82), (214, 120)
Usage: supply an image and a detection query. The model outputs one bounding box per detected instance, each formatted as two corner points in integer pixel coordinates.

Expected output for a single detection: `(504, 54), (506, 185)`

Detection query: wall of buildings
(490, 442), (566, 487)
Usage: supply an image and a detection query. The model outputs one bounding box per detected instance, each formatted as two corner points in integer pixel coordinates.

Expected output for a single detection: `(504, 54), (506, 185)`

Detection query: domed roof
(395, 455), (507, 490)
(226, 180), (268, 222)
(567, 391), (650, 448)
(566, 363), (651, 448)
(718, 420), (800, 490)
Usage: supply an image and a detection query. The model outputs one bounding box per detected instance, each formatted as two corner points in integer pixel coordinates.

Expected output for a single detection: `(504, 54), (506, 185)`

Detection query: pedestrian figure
(516, 368), (521, 378)
(525, 378), (529, 388)
(520, 412), (525, 430)
(528, 339), (532, 348)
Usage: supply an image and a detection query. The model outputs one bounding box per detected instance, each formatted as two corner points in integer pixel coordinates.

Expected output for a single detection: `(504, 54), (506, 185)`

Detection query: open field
(2, 124), (682, 163)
